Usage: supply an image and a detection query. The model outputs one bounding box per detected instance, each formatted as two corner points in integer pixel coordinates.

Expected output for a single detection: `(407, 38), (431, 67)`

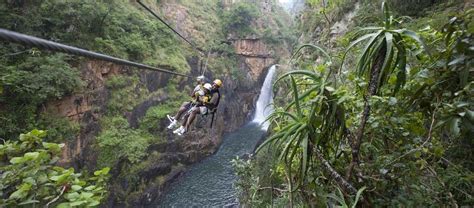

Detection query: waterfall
(252, 65), (276, 130)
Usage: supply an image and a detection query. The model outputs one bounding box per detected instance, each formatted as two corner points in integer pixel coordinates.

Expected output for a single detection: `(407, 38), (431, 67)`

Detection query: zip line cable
(0, 28), (191, 77)
(202, 50), (211, 76)
(137, 0), (204, 56)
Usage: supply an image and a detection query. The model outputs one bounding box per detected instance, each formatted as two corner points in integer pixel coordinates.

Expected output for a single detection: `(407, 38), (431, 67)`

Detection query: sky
(278, 0), (293, 10)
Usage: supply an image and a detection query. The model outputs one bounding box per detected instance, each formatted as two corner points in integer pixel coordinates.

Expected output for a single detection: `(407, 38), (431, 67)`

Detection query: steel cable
(0, 28), (191, 77)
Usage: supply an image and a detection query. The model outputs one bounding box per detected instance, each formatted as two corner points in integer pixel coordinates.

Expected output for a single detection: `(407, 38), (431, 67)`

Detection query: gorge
(1, 0), (472, 207)
(158, 65), (276, 207)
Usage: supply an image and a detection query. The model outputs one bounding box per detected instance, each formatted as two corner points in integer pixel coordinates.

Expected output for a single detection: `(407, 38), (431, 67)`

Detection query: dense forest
(234, 0), (473, 207)
(0, 0), (472, 207)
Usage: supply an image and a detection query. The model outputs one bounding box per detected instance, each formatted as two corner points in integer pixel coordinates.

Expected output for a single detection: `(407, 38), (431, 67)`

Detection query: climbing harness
(209, 109), (216, 128)
(0, 29), (191, 77)
(207, 89), (221, 129)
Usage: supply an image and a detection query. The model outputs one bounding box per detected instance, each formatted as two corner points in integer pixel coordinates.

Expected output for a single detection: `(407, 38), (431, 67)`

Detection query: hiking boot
(167, 119), (178, 130)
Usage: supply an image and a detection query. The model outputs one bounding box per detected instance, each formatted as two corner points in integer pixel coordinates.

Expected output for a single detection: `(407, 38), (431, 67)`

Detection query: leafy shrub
(105, 74), (147, 114)
(96, 116), (152, 167)
(139, 83), (190, 131)
(37, 112), (81, 143)
(1, 53), (82, 104)
(245, 2), (473, 207)
(105, 75), (131, 89)
(232, 157), (262, 206)
(387, 0), (447, 16)
(140, 105), (174, 131)
(0, 53), (83, 139)
(222, 3), (259, 37)
(0, 129), (109, 207)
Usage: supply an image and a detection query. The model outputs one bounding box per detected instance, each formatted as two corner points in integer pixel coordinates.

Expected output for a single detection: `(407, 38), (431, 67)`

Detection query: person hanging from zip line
(191, 75), (209, 96)
(172, 79), (222, 135)
(166, 75), (207, 129)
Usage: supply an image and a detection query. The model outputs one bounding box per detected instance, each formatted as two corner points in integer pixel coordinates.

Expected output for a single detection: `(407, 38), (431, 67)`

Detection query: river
(157, 65), (276, 207)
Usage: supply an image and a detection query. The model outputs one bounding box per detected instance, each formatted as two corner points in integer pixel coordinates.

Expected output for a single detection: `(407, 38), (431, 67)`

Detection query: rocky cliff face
(45, 61), (122, 167)
(233, 38), (275, 80)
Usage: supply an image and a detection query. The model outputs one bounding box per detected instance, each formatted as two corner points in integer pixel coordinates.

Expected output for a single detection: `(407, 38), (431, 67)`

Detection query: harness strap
(210, 110), (216, 128)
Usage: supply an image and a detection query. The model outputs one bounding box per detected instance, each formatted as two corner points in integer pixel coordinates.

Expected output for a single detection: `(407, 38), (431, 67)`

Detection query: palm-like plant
(340, 2), (426, 178)
(257, 45), (357, 206)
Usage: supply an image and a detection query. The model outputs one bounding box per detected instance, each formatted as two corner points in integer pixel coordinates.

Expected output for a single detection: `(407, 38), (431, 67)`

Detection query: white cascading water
(252, 65), (276, 130)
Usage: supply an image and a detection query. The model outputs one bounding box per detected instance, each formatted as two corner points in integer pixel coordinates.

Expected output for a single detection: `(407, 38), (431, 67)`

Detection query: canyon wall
(42, 0), (290, 206)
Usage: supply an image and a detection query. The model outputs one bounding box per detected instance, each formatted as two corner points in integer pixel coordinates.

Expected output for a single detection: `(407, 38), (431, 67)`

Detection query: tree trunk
(286, 173), (294, 208)
(346, 41), (387, 180)
(314, 148), (358, 195)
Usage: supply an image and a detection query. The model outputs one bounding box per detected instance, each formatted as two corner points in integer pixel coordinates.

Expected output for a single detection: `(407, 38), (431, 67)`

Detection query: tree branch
(257, 186), (287, 193)
(45, 185), (67, 208)
(315, 148), (358, 195)
(0, 50), (28, 57)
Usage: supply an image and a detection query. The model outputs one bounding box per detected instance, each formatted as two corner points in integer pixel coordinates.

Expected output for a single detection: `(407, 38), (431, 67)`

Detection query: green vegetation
(264, 4), (298, 52)
(37, 112), (81, 143)
(96, 116), (153, 167)
(0, 0), (190, 140)
(387, 0), (444, 16)
(97, 75), (190, 168)
(0, 0), (198, 204)
(0, 53), (83, 139)
(235, 1), (473, 207)
(222, 2), (260, 37)
(342, 2), (427, 178)
(174, 0), (224, 48)
(0, 130), (109, 207)
(105, 74), (149, 114)
(300, 0), (356, 39)
(140, 92), (187, 132)
(94, 72), (190, 202)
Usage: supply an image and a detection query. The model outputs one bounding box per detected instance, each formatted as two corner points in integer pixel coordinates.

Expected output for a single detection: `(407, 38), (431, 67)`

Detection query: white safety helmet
(203, 83), (212, 91)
